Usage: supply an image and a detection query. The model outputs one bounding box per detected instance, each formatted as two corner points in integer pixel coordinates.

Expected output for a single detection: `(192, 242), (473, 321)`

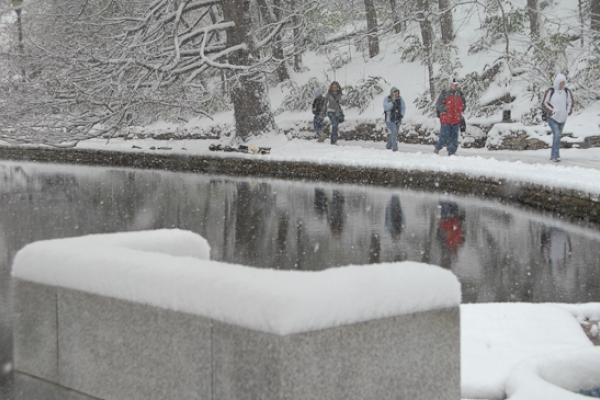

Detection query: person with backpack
(320, 81), (344, 145)
(312, 88), (326, 139)
(434, 78), (466, 156)
(383, 87), (406, 152)
(542, 73), (574, 162)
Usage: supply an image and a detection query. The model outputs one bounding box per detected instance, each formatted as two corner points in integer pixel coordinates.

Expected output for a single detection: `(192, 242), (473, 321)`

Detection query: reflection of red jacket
(437, 90), (465, 125)
(440, 217), (463, 250)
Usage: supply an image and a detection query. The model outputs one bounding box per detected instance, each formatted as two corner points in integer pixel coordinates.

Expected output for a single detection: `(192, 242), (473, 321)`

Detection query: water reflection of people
(541, 226), (572, 268)
(384, 195), (404, 239)
(437, 201), (465, 268)
(328, 190), (345, 236)
(313, 188), (328, 218)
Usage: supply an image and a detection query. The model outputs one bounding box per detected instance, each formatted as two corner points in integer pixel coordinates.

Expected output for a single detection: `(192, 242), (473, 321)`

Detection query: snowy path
(337, 141), (600, 170)
(74, 135), (600, 198)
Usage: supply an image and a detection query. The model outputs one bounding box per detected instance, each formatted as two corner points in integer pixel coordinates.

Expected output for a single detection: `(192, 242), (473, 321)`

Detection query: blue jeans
(436, 123), (459, 155)
(386, 121), (399, 151)
(327, 112), (339, 144)
(548, 118), (565, 160)
(313, 115), (324, 137)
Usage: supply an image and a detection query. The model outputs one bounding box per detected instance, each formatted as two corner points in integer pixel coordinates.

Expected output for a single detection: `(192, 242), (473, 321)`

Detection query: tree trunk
(438, 0), (454, 44)
(578, 0), (585, 46)
(222, 0), (276, 140)
(290, 0), (303, 72)
(16, 8), (23, 54)
(527, 0), (539, 38)
(496, 0), (511, 66)
(363, 0), (380, 58)
(417, 0), (435, 100)
(257, 0), (290, 81)
(592, 0), (600, 41)
(389, 0), (402, 33)
(273, 0), (290, 80)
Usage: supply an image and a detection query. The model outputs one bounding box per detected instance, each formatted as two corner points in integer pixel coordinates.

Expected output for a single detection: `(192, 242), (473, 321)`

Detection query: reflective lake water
(1, 160), (599, 398)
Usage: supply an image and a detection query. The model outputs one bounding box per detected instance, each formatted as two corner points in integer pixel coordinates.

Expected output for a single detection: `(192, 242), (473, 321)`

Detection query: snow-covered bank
(73, 135), (600, 198)
(505, 348), (600, 400)
(461, 303), (594, 399)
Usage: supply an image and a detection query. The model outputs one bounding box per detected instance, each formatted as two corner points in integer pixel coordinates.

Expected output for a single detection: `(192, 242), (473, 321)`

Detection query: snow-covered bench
(12, 230), (461, 400)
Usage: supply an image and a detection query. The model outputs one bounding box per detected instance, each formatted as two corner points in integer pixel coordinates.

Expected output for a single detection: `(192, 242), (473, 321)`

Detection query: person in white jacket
(543, 73), (574, 162)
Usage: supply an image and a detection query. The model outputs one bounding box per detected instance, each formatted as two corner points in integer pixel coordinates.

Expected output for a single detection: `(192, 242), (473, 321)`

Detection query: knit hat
(390, 86), (400, 96)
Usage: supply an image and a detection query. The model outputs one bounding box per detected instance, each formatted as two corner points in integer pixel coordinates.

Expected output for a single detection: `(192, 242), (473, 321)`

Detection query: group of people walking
(312, 73), (574, 162)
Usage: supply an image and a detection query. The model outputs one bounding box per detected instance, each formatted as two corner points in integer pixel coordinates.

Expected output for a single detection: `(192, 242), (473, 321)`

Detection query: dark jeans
(435, 123), (460, 155)
(548, 118), (565, 160)
(327, 112), (339, 144)
(313, 115), (324, 137)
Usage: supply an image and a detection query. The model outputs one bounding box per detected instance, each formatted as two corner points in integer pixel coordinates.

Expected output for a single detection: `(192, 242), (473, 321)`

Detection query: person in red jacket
(434, 79), (466, 155)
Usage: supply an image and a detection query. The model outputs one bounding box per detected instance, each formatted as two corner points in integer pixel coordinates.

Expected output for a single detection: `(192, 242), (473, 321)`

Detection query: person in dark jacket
(383, 87), (406, 152)
(319, 81), (343, 145)
(434, 79), (466, 156)
(312, 88), (326, 139)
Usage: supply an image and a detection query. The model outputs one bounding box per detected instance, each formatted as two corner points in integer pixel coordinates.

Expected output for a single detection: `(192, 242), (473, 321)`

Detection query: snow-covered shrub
(530, 34), (572, 81)
(399, 35), (422, 62)
(341, 76), (386, 113)
(200, 91), (232, 115)
(469, 4), (526, 54)
(414, 59), (501, 118)
(316, 44), (352, 71)
(277, 78), (326, 113)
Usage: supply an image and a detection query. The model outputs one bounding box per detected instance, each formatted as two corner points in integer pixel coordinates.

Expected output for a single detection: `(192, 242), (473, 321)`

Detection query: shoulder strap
(543, 87), (554, 104)
(565, 88), (574, 112)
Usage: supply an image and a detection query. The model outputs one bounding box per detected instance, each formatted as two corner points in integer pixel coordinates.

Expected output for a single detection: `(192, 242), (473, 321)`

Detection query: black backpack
(312, 96), (325, 116)
(541, 88), (554, 122)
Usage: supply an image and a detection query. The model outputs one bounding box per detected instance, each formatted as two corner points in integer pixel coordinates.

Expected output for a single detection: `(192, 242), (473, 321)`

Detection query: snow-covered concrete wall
(12, 230), (461, 400)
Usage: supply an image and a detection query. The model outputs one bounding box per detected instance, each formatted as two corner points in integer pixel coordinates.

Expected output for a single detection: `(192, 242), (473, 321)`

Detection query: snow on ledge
(11, 230), (461, 335)
(506, 348), (600, 400)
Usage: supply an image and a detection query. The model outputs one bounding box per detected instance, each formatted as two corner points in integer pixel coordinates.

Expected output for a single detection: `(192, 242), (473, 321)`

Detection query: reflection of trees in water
(369, 233), (381, 263)
(229, 182), (275, 265)
(541, 227), (572, 268)
(273, 211), (290, 270)
(1, 163), (600, 304)
(0, 224), (11, 377)
(385, 195), (404, 240)
(458, 206), (540, 302)
(295, 219), (309, 270)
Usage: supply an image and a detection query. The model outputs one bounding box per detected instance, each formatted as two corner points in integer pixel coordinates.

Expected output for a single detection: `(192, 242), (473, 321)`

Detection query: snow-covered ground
(462, 303), (597, 399)
(73, 135), (600, 198)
